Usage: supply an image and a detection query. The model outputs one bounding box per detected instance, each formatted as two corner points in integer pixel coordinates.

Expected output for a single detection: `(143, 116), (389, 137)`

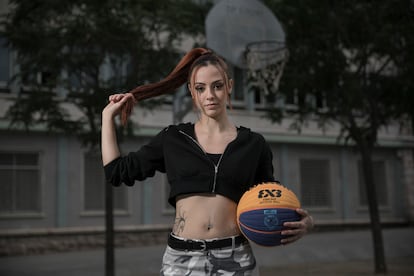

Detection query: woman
(102, 48), (314, 275)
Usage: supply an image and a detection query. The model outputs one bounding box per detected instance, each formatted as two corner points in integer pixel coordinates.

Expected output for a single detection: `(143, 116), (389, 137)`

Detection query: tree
(1, 0), (211, 147)
(263, 0), (414, 274)
(1, 1), (212, 275)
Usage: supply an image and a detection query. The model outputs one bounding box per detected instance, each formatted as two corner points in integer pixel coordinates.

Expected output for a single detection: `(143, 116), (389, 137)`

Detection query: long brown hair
(120, 48), (231, 125)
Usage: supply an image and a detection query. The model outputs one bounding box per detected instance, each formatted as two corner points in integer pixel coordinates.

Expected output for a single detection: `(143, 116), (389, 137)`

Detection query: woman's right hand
(101, 93), (136, 165)
(102, 93), (136, 121)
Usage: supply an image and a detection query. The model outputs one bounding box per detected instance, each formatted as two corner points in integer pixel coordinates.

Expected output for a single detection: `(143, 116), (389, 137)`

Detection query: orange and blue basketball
(237, 182), (301, 246)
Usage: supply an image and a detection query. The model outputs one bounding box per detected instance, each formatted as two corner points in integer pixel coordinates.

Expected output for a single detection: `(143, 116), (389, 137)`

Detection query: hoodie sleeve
(254, 138), (275, 184)
(104, 128), (167, 186)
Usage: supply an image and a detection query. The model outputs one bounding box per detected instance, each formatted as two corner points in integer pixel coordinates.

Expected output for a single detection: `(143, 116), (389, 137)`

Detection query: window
(0, 152), (41, 214)
(300, 159), (332, 207)
(285, 89), (303, 108)
(358, 160), (388, 206)
(83, 152), (127, 212)
(0, 37), (10, 93)
(315, 91), (327, 109)
(21, 71), (57, 88)
(67, 69), (98, 91)
(284, 90), (327, 111)
(230, 67), (246, 107)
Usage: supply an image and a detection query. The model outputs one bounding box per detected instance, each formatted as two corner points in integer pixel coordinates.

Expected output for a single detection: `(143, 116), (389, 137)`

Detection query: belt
(168, 233), (247, 251)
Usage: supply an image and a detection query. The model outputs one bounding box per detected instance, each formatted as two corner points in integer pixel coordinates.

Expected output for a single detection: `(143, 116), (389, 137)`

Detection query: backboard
(205, 0), (286, 69)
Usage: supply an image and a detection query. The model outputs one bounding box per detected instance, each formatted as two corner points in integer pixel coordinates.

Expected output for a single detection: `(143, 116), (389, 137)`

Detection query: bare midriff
(173, 193), (241, 240)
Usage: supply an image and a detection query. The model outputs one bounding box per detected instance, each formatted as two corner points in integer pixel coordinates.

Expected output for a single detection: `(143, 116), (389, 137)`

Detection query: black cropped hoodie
(104, 122), (275, 207)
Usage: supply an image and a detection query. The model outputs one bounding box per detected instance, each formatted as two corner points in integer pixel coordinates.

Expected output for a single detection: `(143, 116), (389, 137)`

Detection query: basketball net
(246, 40), (289, 95)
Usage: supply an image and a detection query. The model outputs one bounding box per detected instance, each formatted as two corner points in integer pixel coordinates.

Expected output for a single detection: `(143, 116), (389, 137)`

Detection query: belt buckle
(199, 240), (207, 251)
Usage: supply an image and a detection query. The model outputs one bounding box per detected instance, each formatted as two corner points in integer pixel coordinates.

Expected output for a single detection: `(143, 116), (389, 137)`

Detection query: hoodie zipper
(179, 130), (224, 193)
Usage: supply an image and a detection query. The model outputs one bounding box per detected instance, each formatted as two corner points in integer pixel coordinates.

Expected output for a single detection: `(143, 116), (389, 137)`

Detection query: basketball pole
(105, 180), (115, 276)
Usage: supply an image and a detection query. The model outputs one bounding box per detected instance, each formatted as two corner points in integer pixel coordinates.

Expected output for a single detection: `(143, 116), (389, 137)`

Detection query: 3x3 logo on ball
(257, 189), (282, 198)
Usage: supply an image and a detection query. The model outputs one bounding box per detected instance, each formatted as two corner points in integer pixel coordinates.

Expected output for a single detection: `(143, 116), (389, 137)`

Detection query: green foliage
(6, 90), (80, 132)
(1, 0), (212, 147)
(262, 1), (413, 273)
(264, 0), (414, 145)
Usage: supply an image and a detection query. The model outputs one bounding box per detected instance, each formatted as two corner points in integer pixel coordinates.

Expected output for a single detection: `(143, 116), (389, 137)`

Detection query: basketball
(237, 182), (301, 246)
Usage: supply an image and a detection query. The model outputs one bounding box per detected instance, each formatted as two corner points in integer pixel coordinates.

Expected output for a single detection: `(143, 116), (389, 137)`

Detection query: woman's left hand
(280, 208), (314, 245)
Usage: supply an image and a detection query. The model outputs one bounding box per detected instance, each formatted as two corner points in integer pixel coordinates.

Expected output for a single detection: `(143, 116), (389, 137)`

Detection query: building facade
(1, 101), (414, 232)
(1, 0), (414, 237)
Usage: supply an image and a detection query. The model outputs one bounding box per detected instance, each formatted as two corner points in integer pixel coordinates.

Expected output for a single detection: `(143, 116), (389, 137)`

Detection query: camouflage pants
(160, 235), (259, 276)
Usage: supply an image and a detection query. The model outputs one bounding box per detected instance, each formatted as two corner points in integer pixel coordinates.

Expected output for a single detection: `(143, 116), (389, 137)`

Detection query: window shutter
(300, 159), (332, 207)
(0, 152), (40, 214)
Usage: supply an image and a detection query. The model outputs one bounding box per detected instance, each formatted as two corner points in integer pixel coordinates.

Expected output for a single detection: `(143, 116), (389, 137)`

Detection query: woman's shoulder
(237, 125), (266, 141)
(163, 122), (193, 133)
(157, 122), (194, 139)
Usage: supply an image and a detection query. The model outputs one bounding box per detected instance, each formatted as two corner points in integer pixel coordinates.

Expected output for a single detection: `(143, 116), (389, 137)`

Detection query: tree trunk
(360, 146), (387, 274)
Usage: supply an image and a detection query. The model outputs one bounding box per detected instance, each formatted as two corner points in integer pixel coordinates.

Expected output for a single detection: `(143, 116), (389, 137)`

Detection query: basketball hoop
(205, 0), (288, 96)
(246, 40), (289, 95)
